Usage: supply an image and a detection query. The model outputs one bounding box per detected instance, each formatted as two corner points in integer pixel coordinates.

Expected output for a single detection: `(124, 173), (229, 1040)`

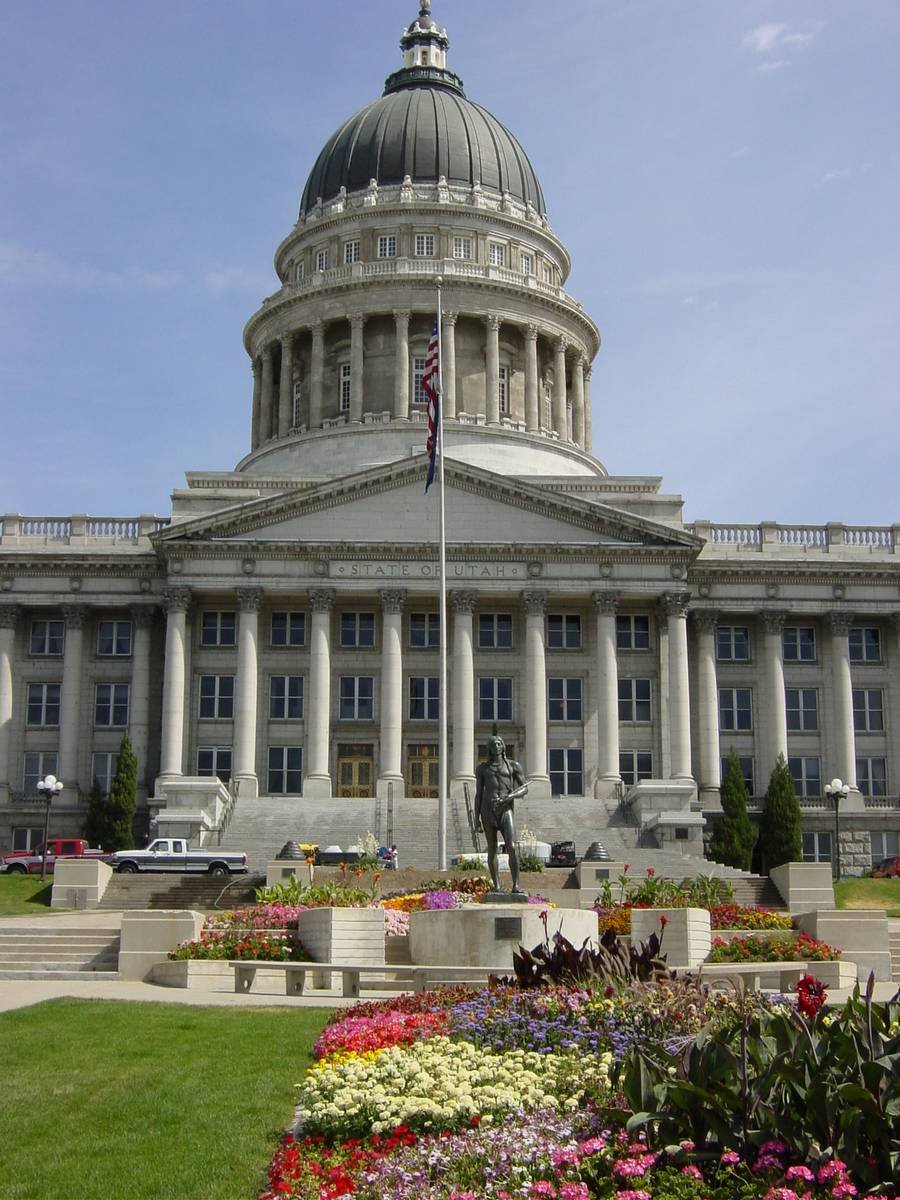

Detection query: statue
(474, 734), (528, 894)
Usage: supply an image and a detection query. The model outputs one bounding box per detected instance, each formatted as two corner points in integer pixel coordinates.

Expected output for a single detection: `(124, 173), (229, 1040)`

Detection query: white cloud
(820, 167), (852, 185)
(0, 241), (182, 291)
(742, 23), (816, 55)
(730, 145), (750, 160)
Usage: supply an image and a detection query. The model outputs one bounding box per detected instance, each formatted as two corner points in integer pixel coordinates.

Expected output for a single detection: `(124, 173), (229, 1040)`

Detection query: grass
(0, 874), (55, 915)
(834, 876), (900, 917)
(0, 998), (331, 1200)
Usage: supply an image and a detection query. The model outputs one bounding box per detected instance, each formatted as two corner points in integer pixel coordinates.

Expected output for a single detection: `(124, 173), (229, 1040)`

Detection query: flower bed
(169, 929), (310, 961)
(596, 900), (792, 936)
(707, 931), (840, 963)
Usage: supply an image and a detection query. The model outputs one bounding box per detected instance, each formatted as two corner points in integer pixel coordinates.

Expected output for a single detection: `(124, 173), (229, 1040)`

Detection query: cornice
(689, 565), (900, 587)
(0, 557), (162, 579)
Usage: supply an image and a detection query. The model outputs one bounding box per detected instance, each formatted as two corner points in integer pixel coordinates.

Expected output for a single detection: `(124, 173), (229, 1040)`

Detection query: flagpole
(435, 277), (448, 872)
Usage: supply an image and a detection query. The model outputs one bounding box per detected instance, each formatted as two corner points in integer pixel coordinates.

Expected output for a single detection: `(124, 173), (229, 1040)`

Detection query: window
(547, 614), (581, 649)
(23, 751), (58, 794)
(618, 678), (651, 722)
(853, 689), (883, 732)
(413, 356), (427, 406)
(377, 235), (396, 258)
(414, 233), (435, 257)
(521, 252), (534, 276)
(340, 612), (375, 648)
(543, 384), (552, 431)
(197, 746), (231, 783)
(857, 757), (887, 798)
(97, 620), (132, 656)
(294, 261), (305, 284)
(870, 831), (900, 862)
(786, 688), (818, 732)
(199, 675), (234, 719)
(453, 236), (472, 260)
(200, 611), (235, 647)
(95, 683), (129, 727)
(619, 751), (653, 787)
(495, 364), (510, 415)
(11, 827), (44, 852)
(783, 626), (816, 662)
(721, 755), (755, 795)
(548, 678), (582, 722)
(270, 676), (303, 720)
(92, 751), (118, 794)
(409, 613), (439, 648)
(339, 676), (374, 720)
(479, 613), (513, 649)
(802, 830), (832, 864)
(717, 626), (750, 662)
(268, 747), (302, 794)
(271, 611), (305, 647)
(30, 620), (64, 656)
(719, 687), (752, 731)
(479, 677), (512, 722)
(616, 615), (651, 651)
(549, 748), (582, 796)
(409, 676), (439, 720)
(343, 239), (360, 264)
(489, 242), (505, 267)
(315, 248), (328, 272)
(849, 627), (881, 662)
(26, 683), (60, 727)
(543, 263), (553, 284)
(788, 756), (821, 797)
(339, 362), (351, 412)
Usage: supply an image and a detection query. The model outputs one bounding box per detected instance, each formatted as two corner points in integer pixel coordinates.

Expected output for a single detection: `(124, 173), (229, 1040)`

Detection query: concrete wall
(118, 910), (205, 981)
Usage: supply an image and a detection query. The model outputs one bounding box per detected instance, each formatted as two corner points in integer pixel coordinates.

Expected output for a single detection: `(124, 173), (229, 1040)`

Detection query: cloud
(0, 241), (182, 291)
(730, 146), (750, 160)
(742, 23), (816, 55)
(820, 167), (852, 185)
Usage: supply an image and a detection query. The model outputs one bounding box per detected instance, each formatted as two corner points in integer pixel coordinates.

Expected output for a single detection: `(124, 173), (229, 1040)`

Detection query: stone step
(0, 949), (119, 964)
(97, 874), (263, 911)
(889, 933), (900, 982)
(0, 956), (119, 970)
(0, 969), (120, 981)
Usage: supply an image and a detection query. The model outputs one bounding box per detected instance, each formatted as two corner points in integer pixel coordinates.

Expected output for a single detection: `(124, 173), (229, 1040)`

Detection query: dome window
(414, 233), (435, 257)
(377, 235), (397, 259)
(294, 261), (305, 284)
(453, 236), (472, 260)
(542, 263), (554, 285)
(339, 363), (351, 413)
(521, 252), (534, 276)
(343, 240), (360, 265)
(498, 366), (510, 415)
(316, 249), (329, 272)
(413, 356), (428, 406)
(489, 243), (506, 268)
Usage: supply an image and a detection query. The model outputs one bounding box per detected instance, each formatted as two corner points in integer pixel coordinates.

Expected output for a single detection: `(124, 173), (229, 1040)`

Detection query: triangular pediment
(152, 460), (700, 552)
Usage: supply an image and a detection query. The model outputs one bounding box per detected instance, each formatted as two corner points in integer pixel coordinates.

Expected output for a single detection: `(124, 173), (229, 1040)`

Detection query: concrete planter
(298, 906), (385, 966)
(631, 907), (711, 970)
(152, 959), (230, 988)
(409, 904), (598, 969)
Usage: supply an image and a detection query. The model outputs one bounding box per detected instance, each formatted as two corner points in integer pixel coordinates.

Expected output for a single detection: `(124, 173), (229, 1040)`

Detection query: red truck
(1, 838), (110, 875)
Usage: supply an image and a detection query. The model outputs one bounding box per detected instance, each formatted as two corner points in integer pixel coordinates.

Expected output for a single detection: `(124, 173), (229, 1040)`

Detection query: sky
(0, 0), (897, 525)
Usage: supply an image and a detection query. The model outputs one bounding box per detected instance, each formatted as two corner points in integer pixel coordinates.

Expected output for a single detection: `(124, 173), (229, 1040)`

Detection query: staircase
(889, 925), (900, 982)
(0, 927), (120, 980)
(97, 874), (263, 912)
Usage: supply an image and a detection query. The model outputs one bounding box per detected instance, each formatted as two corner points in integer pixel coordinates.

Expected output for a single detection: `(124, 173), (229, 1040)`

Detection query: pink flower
(615, 1192), (651, 1200)
(786, 1167), (815, 1183)
(680, 1139), (695, 1151)
(763, 1190), (799, 1200)
(529, 1184), (557, 1198)
(559, 1186), (590, 1200)
(613, 1159), (647, 1179)
(681, 1164), (703, 1179)
(552, 1149), (579, 1168)
(817, 1161), (848, 1183)
(831, 1185), (857, 1198)
(578, 1136), (607, 1157)
(759, 1140), (788, 1155)
(720, 1151), (741, 1166)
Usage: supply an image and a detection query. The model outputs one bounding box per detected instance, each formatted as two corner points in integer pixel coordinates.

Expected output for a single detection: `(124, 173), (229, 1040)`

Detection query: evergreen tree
(759, 753), (802, 870)
(106, 730), (138, 851)
(709, 748), (758, 870)
(82, 781), (111, 849)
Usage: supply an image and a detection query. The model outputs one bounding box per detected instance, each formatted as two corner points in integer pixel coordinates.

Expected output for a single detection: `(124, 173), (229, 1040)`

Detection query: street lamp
(36, 773), (64, 882)
(824, 777), (850, 882)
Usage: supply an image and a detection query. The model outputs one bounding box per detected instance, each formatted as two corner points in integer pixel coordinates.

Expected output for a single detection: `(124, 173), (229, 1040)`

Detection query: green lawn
(0, 874), (55, 915)
(834, 876), (900, 917)
(0, 998), (330, 1200)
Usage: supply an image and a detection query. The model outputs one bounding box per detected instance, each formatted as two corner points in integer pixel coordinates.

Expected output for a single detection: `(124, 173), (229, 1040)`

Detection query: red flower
(659, 914), (669, 927)
(646, 867), (655, 877)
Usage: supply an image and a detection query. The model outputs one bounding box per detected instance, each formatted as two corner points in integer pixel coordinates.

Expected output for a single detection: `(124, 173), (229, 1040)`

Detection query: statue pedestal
(408, 904), (598, 969)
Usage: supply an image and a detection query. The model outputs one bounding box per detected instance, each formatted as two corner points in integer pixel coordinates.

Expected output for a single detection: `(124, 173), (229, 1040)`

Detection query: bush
(709, 748), (758, 870)
(257, 877), (371, 907)
(759, 753), (802, 870)
(455, 855), (485, 871)
(707, 931), (840, 962)
(517, 852), (544, 873)
(168, 930), (310, 961)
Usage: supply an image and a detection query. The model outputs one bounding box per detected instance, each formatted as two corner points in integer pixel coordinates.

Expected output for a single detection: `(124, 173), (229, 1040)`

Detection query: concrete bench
(695, 959), (854, 991)
(228, 960), (508, 998)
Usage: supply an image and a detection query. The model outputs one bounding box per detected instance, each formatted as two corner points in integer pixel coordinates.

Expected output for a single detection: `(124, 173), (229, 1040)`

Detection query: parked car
(1, 838), (110, 875)
(109, 838), (248, 876)
(871, 854), (900, 878)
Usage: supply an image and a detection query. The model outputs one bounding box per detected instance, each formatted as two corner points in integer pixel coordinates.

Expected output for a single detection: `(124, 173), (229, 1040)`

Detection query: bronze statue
(474, 734), (528, 894)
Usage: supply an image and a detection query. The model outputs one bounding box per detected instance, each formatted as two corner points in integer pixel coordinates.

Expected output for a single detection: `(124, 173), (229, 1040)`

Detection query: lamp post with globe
(824, 778), (850, 881)
(37, 774), (64, 882)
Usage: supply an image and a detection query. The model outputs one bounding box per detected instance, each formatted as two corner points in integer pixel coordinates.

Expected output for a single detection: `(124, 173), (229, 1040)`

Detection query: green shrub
(455, 855), (486, 871)
(759, 753), (802, 870)
(256, 877), (371, 907)
(709, 748), (758, 870)
(518, 852), (544, 873)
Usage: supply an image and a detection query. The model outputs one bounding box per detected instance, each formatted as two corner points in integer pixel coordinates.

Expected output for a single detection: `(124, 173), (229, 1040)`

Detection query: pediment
(152, 460), (700, 552)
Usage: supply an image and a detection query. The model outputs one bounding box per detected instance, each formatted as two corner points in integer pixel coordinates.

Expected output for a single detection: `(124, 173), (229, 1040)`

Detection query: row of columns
(250, 313), (592, 451)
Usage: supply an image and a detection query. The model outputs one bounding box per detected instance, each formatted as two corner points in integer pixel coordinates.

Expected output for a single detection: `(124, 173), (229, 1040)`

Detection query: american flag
(423, 319), (440, 493)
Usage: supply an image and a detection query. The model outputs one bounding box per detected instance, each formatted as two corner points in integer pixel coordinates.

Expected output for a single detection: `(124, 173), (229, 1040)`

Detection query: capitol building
(0, 3), (897, 873)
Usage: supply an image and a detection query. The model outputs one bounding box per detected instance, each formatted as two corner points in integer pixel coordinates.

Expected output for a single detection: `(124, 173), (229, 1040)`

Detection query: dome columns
(309, 321), (325, 428)
(553, 337), (569, 441)
(393, 310), (411, 420)
(571, 354), (586, 449)
(278, 334), (294, 438)
(441, 310), (458, 417)
(524, 324), (539, 433)
(484, 316), (501, 426)
(260, 345), (275, 442)
(349, 314), (365, 423)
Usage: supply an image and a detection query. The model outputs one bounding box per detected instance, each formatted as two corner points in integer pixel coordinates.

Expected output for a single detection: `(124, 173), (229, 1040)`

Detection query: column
(571, 354), (585, 449)
(129, 605), (156, 797)
(450, 590), (476, 795)
(349, 314), (365, 423)
(304, 588), (335, 798)
(522, 590), (551, 796)
(233, 588), (262, 798)
(583, 365), (593, 455)
(760, 611), (788, 780)
(57, 605), (86, 797)
(377, 589), (405, 798)
(277, 334), (293, 438)
(250, 357), (262, 449)
(393, 310), (410, 420)
(591, 591), (620, 796)
(524, 324), (539, 432)
(309, 321), (325, 429)
(0, 605), (19, 801)
(553, 337), (568, 439)
(662, 593), (692, 781)
(827, 612), (859, 799)
(260, 344), (275, 442)
(485, 316), (501, 425)
(158, 588), (192, 783)
(693, 610), (721, 805)
(442, 310), (458, 418)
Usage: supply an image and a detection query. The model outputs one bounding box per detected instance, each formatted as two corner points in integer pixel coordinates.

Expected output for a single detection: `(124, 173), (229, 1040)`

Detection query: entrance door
(407, 743), (438, 798)
(336, 744), (374, 798)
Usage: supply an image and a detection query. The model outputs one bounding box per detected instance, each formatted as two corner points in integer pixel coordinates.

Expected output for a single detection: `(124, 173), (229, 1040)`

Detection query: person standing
(390, 844), (399, 871)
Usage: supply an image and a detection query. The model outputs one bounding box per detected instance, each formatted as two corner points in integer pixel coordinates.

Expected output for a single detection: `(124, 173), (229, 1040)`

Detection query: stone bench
(229, 960), (509, 998)
(696, 958), (855, 991)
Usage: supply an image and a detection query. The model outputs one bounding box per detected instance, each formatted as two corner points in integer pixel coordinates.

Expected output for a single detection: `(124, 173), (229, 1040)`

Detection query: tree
(709, 748), (758, 870)
(107, 730), (138, 851)
(82, 781), (110, 849)
(759, 753), (802, 870)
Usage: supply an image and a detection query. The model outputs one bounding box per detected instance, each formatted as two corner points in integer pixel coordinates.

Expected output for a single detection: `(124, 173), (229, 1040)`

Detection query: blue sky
(1, 1), (897, 524)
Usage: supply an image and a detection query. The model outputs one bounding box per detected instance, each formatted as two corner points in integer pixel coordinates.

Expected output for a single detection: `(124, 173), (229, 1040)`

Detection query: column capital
(62, 603), (88, 629)
(261, 342), (275, 361)
(393, 309), (411, 326)
(554, 335), (569, 354)
(521, 589), (548, 616)
(692, 609), (719, 633)
(350, 312), (366, 331)
(591, 589), (620, 614)
(308, 587), (336, 613)
(163, 587), (192, 613)
(279, 332), (293, 349)
(659, 591), (690, 619)
(443, 309), (459, 326)
(485, 315), (501, 332)
(827, 610), (856, 635)
(310, 319), (325, 341)
(379, 588), (406, 614)
(584, 364), (593, 381)
(129, 604), (157, 629)
(525, 323), (539, 342)
(0, 604), (20, 630)
(237, 587), (264, 612)
(449, 589), (477, 615)
(759, 609), (788, 634)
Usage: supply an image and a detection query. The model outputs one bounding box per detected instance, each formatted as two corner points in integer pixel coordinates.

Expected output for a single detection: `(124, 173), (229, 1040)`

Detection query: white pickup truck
(109, 839), (248, 876)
